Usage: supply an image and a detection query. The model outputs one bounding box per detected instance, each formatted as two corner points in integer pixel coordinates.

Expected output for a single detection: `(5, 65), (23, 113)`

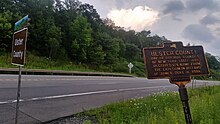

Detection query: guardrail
(0, 68), (134, 77)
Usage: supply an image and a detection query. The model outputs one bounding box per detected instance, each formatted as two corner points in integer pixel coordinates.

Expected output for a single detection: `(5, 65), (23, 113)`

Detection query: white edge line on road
(0, 85), (174, 105)
(0, 102), (8, 104)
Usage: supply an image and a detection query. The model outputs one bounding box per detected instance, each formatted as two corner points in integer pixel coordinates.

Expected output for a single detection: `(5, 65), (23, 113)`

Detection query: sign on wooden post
(143, 42), (210, 124)
(143, 42), (209, 83)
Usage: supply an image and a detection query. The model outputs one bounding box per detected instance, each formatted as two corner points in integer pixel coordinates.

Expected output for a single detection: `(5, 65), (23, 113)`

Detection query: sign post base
(178, 84), (192, 124)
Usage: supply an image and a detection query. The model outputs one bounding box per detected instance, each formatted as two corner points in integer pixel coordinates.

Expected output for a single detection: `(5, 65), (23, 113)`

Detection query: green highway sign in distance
(14, 15), (28, 31)
(143, 42), (210, 83)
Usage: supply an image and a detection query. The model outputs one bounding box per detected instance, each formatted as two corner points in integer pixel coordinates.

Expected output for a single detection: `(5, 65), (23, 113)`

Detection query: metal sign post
(12, 28), (27, 124)
(178, 83), (192, 124)
(128, 62), (133, 74)
(12, 15), (29, 124)
(15, 66), (22, 124)
(143, 42), (210, 124)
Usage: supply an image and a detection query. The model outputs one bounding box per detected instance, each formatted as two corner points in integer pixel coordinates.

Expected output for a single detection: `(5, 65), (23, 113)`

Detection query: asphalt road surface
(0, 74), (219, 124)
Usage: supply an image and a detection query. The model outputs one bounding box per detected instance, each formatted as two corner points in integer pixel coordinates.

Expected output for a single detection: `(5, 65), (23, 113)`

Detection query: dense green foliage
(206, 53), (220, 70)
(77, 86), (220, 124)
(0, 0), (169, 76)
(197, 53), (220, 80)
(1, 0), (220, 77)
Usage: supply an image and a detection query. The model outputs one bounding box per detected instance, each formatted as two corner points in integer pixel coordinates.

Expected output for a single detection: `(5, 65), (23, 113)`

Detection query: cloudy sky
(79, 0), (220, 57)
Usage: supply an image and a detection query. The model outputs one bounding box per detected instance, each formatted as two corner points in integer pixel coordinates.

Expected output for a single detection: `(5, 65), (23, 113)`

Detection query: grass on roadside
(1, 53), (218, 78)
(0, 53), (100, 72)
(76, 85), (220, 124)
(0, 53), (137, 76)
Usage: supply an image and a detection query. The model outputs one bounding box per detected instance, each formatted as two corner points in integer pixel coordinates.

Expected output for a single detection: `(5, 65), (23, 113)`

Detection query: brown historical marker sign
(143, 42), (210, 83)
(12, 28), (28, 66)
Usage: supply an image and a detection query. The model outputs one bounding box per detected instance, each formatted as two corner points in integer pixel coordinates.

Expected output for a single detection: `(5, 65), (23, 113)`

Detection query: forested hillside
(0, 0), (220, 77)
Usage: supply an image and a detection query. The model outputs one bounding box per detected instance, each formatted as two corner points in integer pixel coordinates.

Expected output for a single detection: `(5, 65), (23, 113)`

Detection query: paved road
(0, 74), (219, 124)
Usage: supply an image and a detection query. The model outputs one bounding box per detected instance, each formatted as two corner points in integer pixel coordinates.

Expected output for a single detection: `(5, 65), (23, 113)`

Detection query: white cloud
(107, 6), (159, 31)
(79, 0), (220, 56)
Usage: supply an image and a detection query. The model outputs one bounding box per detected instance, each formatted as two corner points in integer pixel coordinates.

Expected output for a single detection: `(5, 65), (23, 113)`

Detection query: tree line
(0, 0), (219, 76)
